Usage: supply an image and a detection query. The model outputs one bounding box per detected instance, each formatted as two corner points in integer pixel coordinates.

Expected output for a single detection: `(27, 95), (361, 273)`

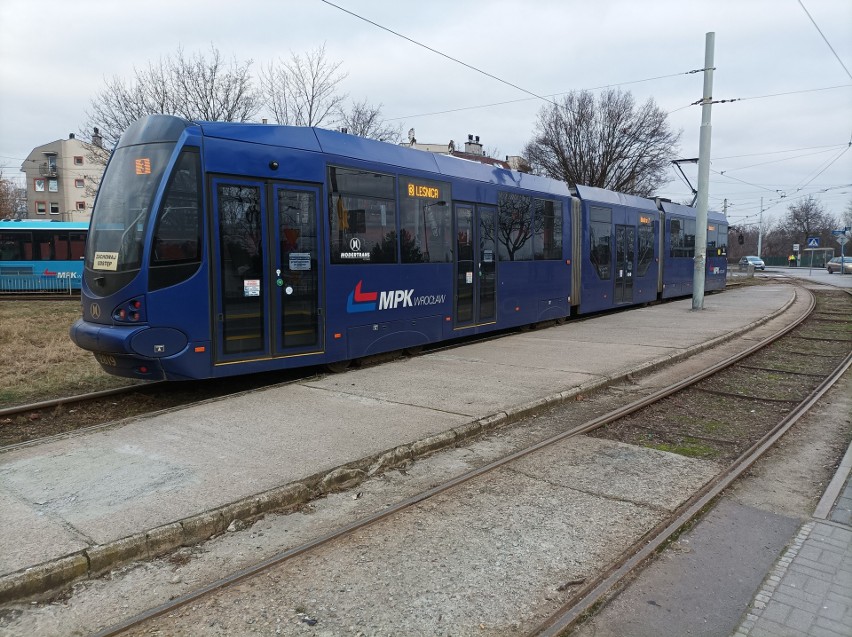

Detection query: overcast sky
(1, 0), (850, 226)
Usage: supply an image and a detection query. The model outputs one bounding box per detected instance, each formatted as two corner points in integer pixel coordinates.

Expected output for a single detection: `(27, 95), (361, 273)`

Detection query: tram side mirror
(738, 234), (744, 245)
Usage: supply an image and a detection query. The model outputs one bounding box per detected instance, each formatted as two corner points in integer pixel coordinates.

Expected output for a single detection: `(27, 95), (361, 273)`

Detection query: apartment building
(20, 130), (104, 221)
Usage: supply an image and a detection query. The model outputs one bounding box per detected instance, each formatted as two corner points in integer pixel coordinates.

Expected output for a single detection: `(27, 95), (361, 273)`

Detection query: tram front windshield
(86, 143), (175, 273)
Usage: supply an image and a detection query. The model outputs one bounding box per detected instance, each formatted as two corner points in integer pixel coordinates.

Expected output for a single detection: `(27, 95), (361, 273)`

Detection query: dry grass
(0, 300), (135, 407)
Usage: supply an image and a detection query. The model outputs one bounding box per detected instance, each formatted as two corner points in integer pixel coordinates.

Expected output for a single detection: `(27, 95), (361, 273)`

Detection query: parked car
(826, 256), (852, 274)
(739, 255), (765, 271)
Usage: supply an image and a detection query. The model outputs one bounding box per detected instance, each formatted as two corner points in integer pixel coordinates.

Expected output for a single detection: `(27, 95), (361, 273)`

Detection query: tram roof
(0, 219), (88, 230)
(659, 200), (726, 222)
(198, 121), (572, 199)
(573, 184), (659, 212)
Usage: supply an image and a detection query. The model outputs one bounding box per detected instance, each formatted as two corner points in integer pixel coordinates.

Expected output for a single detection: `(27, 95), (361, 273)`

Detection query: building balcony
(39, 162), (58, 177)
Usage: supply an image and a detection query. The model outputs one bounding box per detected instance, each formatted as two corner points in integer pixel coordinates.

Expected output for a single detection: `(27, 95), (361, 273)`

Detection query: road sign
(837, 235), (849, 247)
(793, 243), (800, 252)
(807, 237), (820, 248)
(832, 229), (846, 236)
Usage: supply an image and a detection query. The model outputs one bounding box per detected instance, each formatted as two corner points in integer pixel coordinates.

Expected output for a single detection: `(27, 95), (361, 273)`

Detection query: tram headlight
(112, 296), (146, 323)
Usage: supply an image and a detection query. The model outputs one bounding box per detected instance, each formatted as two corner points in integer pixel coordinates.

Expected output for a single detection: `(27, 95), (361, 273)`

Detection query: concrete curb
(0, 288), (802, 604)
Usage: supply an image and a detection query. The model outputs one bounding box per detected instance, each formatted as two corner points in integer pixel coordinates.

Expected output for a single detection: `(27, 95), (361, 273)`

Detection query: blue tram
(70, 115), (726, 380)
(658, 200), (728, 298)
(0, 220), (87, 292)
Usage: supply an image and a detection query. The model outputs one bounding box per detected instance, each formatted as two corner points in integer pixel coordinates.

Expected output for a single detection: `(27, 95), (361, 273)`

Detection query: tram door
(454, 204), (497, 327)
(270, 184), (322, 355)
(614, 224), (636, 304)
(211, 178), (323, 363)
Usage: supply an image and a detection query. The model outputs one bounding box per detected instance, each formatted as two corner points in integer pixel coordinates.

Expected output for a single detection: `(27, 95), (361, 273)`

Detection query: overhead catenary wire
(797, 0), (852, 81)
(389, 69), (707, 121)
(670, 84), (852, 113)
(791, 144), (852, 193)
(713, 143), (848, 160)
(718, 146), (849, 174)
(319, 0), (557, 106)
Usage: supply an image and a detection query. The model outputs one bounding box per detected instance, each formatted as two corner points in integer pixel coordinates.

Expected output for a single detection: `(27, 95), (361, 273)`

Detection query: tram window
(706, 223), (717, 254)
(589, 206), (612, 280)
(670, 217), (695, 258)
(53, 232), (70, 260)
(33, 231), (52, 260)
(534, 199), (562, 260)
(400, 178), (452, 263)
(684, 219), (696, 257)
(328, 166), (397, 264)
(151, 151), (202, 267)
(717, 224), (728, 256)
(148, 151), (202, 290)
(497, 192), (533, 261)
(0, 232), (25, 260)
(69, 233), (86, 259)
(670, 218), (681, 257)
(590, 221), (611, 280)
(637, 220), (655, 276)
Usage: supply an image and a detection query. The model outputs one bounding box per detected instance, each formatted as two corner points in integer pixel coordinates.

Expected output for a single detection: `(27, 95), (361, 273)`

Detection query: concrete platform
(0, 285), (799, 601)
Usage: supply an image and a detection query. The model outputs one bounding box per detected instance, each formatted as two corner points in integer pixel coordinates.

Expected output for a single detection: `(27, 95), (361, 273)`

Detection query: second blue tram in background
(70, 115), (727, 380)
(0, 220), (87, 293)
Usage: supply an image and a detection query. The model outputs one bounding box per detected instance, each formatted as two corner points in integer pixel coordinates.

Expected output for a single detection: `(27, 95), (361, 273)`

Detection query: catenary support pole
(693, 32), (714, 310)
(757, 197), (764, 257)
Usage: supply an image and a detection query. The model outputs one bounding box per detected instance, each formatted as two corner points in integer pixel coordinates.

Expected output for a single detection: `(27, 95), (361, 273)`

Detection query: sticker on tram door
(243, 279), (261, 297)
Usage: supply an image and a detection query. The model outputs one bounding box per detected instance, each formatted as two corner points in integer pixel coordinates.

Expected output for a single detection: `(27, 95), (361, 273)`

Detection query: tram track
(0, 308), (609, 453)
(83, 286), (851, 636)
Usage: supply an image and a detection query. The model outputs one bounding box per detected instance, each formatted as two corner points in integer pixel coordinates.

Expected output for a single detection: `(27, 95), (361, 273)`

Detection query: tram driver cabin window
(328, 166), (397, 264)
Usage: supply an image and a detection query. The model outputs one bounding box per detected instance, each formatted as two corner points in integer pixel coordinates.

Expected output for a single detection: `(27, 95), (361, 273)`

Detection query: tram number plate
(94, 353), (117, 367)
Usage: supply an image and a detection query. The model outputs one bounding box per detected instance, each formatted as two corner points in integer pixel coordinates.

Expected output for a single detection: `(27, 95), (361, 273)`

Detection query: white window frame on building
(48, 179), (58, 192)
(50, 202), (60, 215)
(74, 178), (85, 188)
(34, 178), (45, 192)
(35, 201), (46, 214)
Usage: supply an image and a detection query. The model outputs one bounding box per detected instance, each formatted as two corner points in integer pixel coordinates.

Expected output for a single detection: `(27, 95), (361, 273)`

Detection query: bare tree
(334, 99), (402, 142)
(523, 89), (681, 197)
(260, 43), (347, 127)
(843, 198), (852, 229)
(780, 196), (836, 245)
(85, 45), (261, 152)
(0, 169), (25, 219)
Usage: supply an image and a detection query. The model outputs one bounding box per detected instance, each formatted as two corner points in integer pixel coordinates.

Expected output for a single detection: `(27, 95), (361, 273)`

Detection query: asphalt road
(770, 265), (852, 289)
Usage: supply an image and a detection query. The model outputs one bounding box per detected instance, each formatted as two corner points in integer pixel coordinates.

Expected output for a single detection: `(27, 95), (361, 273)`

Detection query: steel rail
(532, 350), (852, 637)
(530, 287), (852, 636)
(0, 383), (149, 419)
(90, 288), (818, 637)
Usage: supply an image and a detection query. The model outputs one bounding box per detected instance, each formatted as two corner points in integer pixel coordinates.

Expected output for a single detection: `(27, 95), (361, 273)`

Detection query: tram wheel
(325, 359), (351, 373)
